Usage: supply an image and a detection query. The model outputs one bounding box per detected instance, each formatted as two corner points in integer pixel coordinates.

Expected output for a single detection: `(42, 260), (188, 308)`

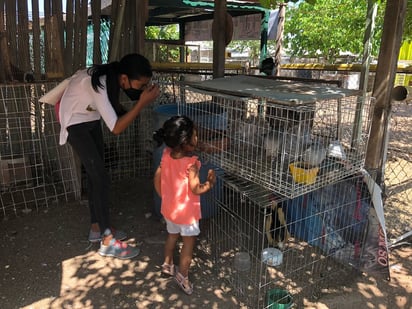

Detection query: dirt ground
(0, 177), (411, 309)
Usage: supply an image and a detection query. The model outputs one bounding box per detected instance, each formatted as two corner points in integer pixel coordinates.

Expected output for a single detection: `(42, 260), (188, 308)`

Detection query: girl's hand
(207, 169), (216, 187)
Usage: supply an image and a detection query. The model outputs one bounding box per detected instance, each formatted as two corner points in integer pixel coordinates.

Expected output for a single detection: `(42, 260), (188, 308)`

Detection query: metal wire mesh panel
(0, 81), (158, 218)
(383, 99), (412, 238)
(208, 173), (372, 308)
(180, 77), (374, 199)
(0, 83), (79, 217)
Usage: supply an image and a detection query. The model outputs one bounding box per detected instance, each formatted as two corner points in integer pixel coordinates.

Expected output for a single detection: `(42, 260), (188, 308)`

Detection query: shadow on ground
(0, 177), (411, 308)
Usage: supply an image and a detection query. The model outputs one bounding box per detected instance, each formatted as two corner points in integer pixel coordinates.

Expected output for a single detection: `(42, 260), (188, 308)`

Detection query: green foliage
(283, 0), (384, 63)
(227, 40), (261, 65)
(259, 0), (311, 10)
(145, 25), (180, 61)
(403, 0), (412, 42)
(145, 25), (179, 40)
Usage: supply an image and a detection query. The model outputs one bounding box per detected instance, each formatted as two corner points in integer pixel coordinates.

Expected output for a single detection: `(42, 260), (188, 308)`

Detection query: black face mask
(124, 88), (143, 101)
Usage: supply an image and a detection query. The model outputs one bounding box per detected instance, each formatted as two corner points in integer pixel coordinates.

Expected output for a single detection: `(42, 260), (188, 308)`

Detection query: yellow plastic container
(289, 162), (319, 185)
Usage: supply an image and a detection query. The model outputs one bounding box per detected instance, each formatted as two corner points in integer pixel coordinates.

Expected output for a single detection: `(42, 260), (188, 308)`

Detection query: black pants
(67, 120), (111, 233)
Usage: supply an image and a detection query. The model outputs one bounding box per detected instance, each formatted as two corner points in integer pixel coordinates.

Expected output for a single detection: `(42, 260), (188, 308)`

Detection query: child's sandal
(174, 271), (193, 295)
(161, 263), (175, 276)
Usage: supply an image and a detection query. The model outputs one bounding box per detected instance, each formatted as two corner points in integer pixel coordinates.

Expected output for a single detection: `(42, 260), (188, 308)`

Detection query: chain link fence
(383, 98), (412, 239)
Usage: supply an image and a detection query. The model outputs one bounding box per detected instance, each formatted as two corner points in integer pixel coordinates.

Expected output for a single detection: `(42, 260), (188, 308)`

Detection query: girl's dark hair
(153, 115), (194, 149)
(87, 53), (153, 116)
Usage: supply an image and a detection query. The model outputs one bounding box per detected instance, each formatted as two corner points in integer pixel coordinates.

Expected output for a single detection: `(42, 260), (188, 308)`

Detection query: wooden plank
(73, 0), (81, 70)
(65, 0), (74, 75)
(79, 0), (88, 68)
(54, 0), (65, 76)
(31, 0), (42, 81)
(44, 0), (51, 76)
(45, 15), (65, 79)
(92, 0), (102, 64)
(0, 0), (13, 82)
(135, 0), (148, 54)
(17, 0), (31, 75)
(109, 0), (126, 61)
(5, 0), (17, 79)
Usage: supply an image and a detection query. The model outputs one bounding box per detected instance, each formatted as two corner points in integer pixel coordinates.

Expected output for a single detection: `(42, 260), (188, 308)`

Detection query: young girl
(153, 115), (216, 295)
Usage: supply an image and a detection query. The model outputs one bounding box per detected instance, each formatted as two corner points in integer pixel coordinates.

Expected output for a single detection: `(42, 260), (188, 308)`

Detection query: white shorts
(165, 219), (200, 236)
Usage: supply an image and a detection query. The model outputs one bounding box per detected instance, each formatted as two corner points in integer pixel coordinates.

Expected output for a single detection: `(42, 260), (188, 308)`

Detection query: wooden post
(79, 0), (88, 69)
(17, 0), (31, 74)
(5, 0), (17, 79)
(212, 0), (227, 79)
(274, 4), (286, 76)
(109, 0), (126, 61)
(365, 0), (407, 184)
(65, 0), (74, 75)
(53, 0), (65, 75)
(73, 0), (81, 70)
(45, 15), (65, 79)
(0, 0), (12, 82)
(135, 0), (148, 54)
(31, 0), (42, 81)
(92, 0), (102, 64)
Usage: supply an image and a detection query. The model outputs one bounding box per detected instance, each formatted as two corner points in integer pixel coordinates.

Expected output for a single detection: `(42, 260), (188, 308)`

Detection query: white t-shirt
(59, 69), (118, 145)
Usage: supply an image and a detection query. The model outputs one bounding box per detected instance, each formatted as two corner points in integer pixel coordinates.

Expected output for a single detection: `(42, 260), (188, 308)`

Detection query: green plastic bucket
(267, 289), (293, 309)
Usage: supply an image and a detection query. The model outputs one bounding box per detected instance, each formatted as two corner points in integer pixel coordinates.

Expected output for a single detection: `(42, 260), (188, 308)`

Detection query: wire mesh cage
(208, 173), (373, 308)
(0, 83), (80, 217)
(179, 75), (374, 199)
(0, 81), (156, 218)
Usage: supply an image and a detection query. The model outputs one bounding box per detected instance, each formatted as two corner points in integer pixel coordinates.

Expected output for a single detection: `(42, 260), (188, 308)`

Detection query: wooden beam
(212, 0), (227, 78)
(32, 0), (42, 80)
(365, 0), (407, 184)
(109, 0), (126, 61)
(92, 0), (102, 64)
(65, 0), (74, 75)
(0, 0), (12, 81)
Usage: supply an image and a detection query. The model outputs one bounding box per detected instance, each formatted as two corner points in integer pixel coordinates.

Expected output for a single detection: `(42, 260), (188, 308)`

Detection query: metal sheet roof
(98, 0), (267, 25)
(185, 75), (361, 105)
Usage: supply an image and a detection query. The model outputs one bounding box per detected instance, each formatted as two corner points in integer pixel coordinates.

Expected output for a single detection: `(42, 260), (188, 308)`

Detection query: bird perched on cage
(301, 139), (327, 167)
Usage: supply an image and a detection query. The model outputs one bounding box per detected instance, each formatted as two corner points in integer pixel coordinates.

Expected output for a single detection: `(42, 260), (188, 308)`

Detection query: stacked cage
(180, 76), (374, 199)
(178, 76), (375, 308)
(209, 173), (372, 307)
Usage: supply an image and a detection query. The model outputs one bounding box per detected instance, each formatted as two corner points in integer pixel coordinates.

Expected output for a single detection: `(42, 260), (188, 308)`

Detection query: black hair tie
(153, 128), (165, 147)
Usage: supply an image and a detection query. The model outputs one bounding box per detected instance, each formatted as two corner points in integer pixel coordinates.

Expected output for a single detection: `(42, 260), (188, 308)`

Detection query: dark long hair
(87, 53), (153, 116)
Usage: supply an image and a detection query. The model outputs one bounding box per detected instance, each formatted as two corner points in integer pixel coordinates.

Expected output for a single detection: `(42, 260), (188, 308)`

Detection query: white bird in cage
(283, 124), (312, 156)
(236, 121), (259, 142)
(301, 140), (327, 167)
(264, 130), (283, 158)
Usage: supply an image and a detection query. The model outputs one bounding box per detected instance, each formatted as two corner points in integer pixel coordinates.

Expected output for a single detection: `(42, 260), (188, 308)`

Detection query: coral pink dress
(160, 147), (201, 225)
